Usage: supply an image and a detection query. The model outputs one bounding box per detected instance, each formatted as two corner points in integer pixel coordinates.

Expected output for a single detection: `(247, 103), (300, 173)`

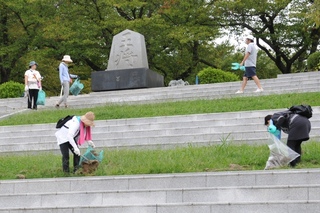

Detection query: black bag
(56, 115), (74, 129)
(272, 111), (290, 133)
(288, 105), (312, 119)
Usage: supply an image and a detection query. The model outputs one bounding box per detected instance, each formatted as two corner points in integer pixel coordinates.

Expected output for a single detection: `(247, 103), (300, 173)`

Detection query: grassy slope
(0, 92), (319, 180)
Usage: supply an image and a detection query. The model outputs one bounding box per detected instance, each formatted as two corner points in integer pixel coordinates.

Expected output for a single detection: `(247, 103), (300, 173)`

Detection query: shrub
(197, 67), (239, 84)
(307, 52), (320, 71)
(0, 81), (24, 98)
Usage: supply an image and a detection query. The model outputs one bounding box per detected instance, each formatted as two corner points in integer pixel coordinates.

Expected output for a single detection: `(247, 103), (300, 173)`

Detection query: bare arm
(24, 74), (28, 85)
(240, 52), (250, 66)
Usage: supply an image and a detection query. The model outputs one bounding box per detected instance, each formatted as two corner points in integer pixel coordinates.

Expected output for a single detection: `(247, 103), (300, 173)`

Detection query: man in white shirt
(235, 35), (264, 94)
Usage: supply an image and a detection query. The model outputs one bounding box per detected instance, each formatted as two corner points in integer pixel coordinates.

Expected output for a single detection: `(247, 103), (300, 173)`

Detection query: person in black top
(264, 112), (311, 167)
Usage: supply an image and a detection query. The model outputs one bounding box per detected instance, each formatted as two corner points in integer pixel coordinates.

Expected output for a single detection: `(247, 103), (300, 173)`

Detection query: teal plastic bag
(69, 78), (84, 96)
(79, 146), (104, 165)
(79, 146), (104, 174)
(231, 62), (245, 71)
(36, 90), (46, 105)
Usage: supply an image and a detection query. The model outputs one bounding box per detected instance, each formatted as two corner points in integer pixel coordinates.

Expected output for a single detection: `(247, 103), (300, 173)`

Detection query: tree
(212, 0), (320, 74)
(0, 1), (41, 83)
(47, 0), (223, 84)
(308, 0), (320, 28)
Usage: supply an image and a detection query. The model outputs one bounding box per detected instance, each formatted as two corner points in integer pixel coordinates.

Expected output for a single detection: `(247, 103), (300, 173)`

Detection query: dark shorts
(244, 66), (257, 78)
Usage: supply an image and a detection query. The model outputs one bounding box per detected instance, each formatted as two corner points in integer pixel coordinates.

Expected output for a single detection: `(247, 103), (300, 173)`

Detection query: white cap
(246, 35), (254, 41)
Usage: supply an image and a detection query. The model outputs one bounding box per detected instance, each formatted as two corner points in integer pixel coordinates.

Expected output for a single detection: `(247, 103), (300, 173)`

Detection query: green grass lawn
(0, 92), (318, 126)
(0, 92), (319, 180)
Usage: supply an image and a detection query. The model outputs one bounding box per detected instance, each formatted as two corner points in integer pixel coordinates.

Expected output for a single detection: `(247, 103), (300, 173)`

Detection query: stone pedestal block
(91, 68), (164, 91)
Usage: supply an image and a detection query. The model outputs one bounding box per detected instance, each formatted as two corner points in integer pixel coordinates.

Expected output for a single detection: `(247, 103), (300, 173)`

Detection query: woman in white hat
(24, 61), (42, 110)
(56, 55), (73, 108)
(55, 111), (96, 173)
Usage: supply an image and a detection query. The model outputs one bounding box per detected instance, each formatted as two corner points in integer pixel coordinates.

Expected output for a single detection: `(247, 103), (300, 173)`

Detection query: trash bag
(36, 90), (46, 105)
(264, 133), (300, 170)
(79, 146), (104, 174)
(69, 78), (84, 96)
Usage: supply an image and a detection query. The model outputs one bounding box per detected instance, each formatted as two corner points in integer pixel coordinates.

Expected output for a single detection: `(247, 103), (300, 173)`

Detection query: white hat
(62, 55), (73, 62)
(246, 35), (254, 41)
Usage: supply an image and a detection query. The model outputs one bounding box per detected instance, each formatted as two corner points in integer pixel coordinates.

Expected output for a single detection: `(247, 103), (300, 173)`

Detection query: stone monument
(91, 29), (164, 91)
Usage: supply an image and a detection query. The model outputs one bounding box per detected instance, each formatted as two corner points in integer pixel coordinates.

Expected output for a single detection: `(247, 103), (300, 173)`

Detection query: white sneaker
(254, 88), (264, 93)
(235, 90), (244, 94)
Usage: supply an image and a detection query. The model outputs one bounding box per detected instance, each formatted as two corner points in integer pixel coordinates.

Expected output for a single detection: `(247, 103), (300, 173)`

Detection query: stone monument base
(91, 68), (164, 91)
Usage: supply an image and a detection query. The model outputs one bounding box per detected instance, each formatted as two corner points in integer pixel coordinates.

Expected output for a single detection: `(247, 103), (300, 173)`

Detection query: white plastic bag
(264, 133), (300, 170)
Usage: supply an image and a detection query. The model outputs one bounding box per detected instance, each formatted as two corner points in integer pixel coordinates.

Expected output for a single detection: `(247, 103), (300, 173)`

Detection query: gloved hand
(87, 140), (95, 148)
(268, 124), (277, 134)
(73, 147), (81, 156)
(24, 85), (29, 91)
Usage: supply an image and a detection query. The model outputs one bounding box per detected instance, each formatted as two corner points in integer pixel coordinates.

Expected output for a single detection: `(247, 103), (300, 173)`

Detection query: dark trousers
(28, 89), (39, 109)
(59, 142), (80, 173)
(287, 139), (304, 167)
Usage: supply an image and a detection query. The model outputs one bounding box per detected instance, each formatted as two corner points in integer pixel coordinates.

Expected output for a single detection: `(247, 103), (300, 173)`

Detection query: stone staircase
(0, 71), (320, 212)
(1, 108), (320, 154)
(0, 169), (320, 212)
(0, 71), (319, 116)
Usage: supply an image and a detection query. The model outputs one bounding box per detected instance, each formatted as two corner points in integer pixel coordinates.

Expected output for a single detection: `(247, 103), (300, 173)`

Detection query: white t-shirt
(25, 69), (41, 89)
(244, 43), (257, 67)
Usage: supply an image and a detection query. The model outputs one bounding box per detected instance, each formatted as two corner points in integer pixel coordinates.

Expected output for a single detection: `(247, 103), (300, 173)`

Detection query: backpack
(56, 115), (74, 129)
(288, 105), (312, 119)
(271, 111), (290, 133)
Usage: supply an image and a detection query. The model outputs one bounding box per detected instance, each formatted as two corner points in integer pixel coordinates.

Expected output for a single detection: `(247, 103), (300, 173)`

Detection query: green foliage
(0, 81), (24, 98)
(197, 67), (239, 84)
(1, 0), (319, 93)
(213, 0), (319, 74)
(307, 52), (320, 71)
(307, 0), (320, 28)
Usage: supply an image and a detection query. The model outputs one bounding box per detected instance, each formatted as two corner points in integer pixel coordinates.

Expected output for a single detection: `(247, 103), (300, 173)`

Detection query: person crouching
(55, 112), (96, 173)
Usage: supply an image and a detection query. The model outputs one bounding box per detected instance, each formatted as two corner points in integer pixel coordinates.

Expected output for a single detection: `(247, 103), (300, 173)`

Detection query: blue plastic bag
(69, 78), (84, 96)
(36, 90), (46, 105)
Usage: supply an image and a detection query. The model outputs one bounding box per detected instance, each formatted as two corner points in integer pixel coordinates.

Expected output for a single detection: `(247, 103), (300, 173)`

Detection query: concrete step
(0, 108), (319, 153)
(0, 184), (319, 208)
(0, 200), (319, 213)
(1, 169), (319, 195)
(0, 72), (320, 113)
(0, 169), (320, 212)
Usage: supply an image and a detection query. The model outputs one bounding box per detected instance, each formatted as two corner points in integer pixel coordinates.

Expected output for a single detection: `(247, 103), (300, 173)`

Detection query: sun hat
(80, 111), (95, 126)
(29, 61), (38, 67)
(246, 35), (254, 41)
(62, 55), (73, 62)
